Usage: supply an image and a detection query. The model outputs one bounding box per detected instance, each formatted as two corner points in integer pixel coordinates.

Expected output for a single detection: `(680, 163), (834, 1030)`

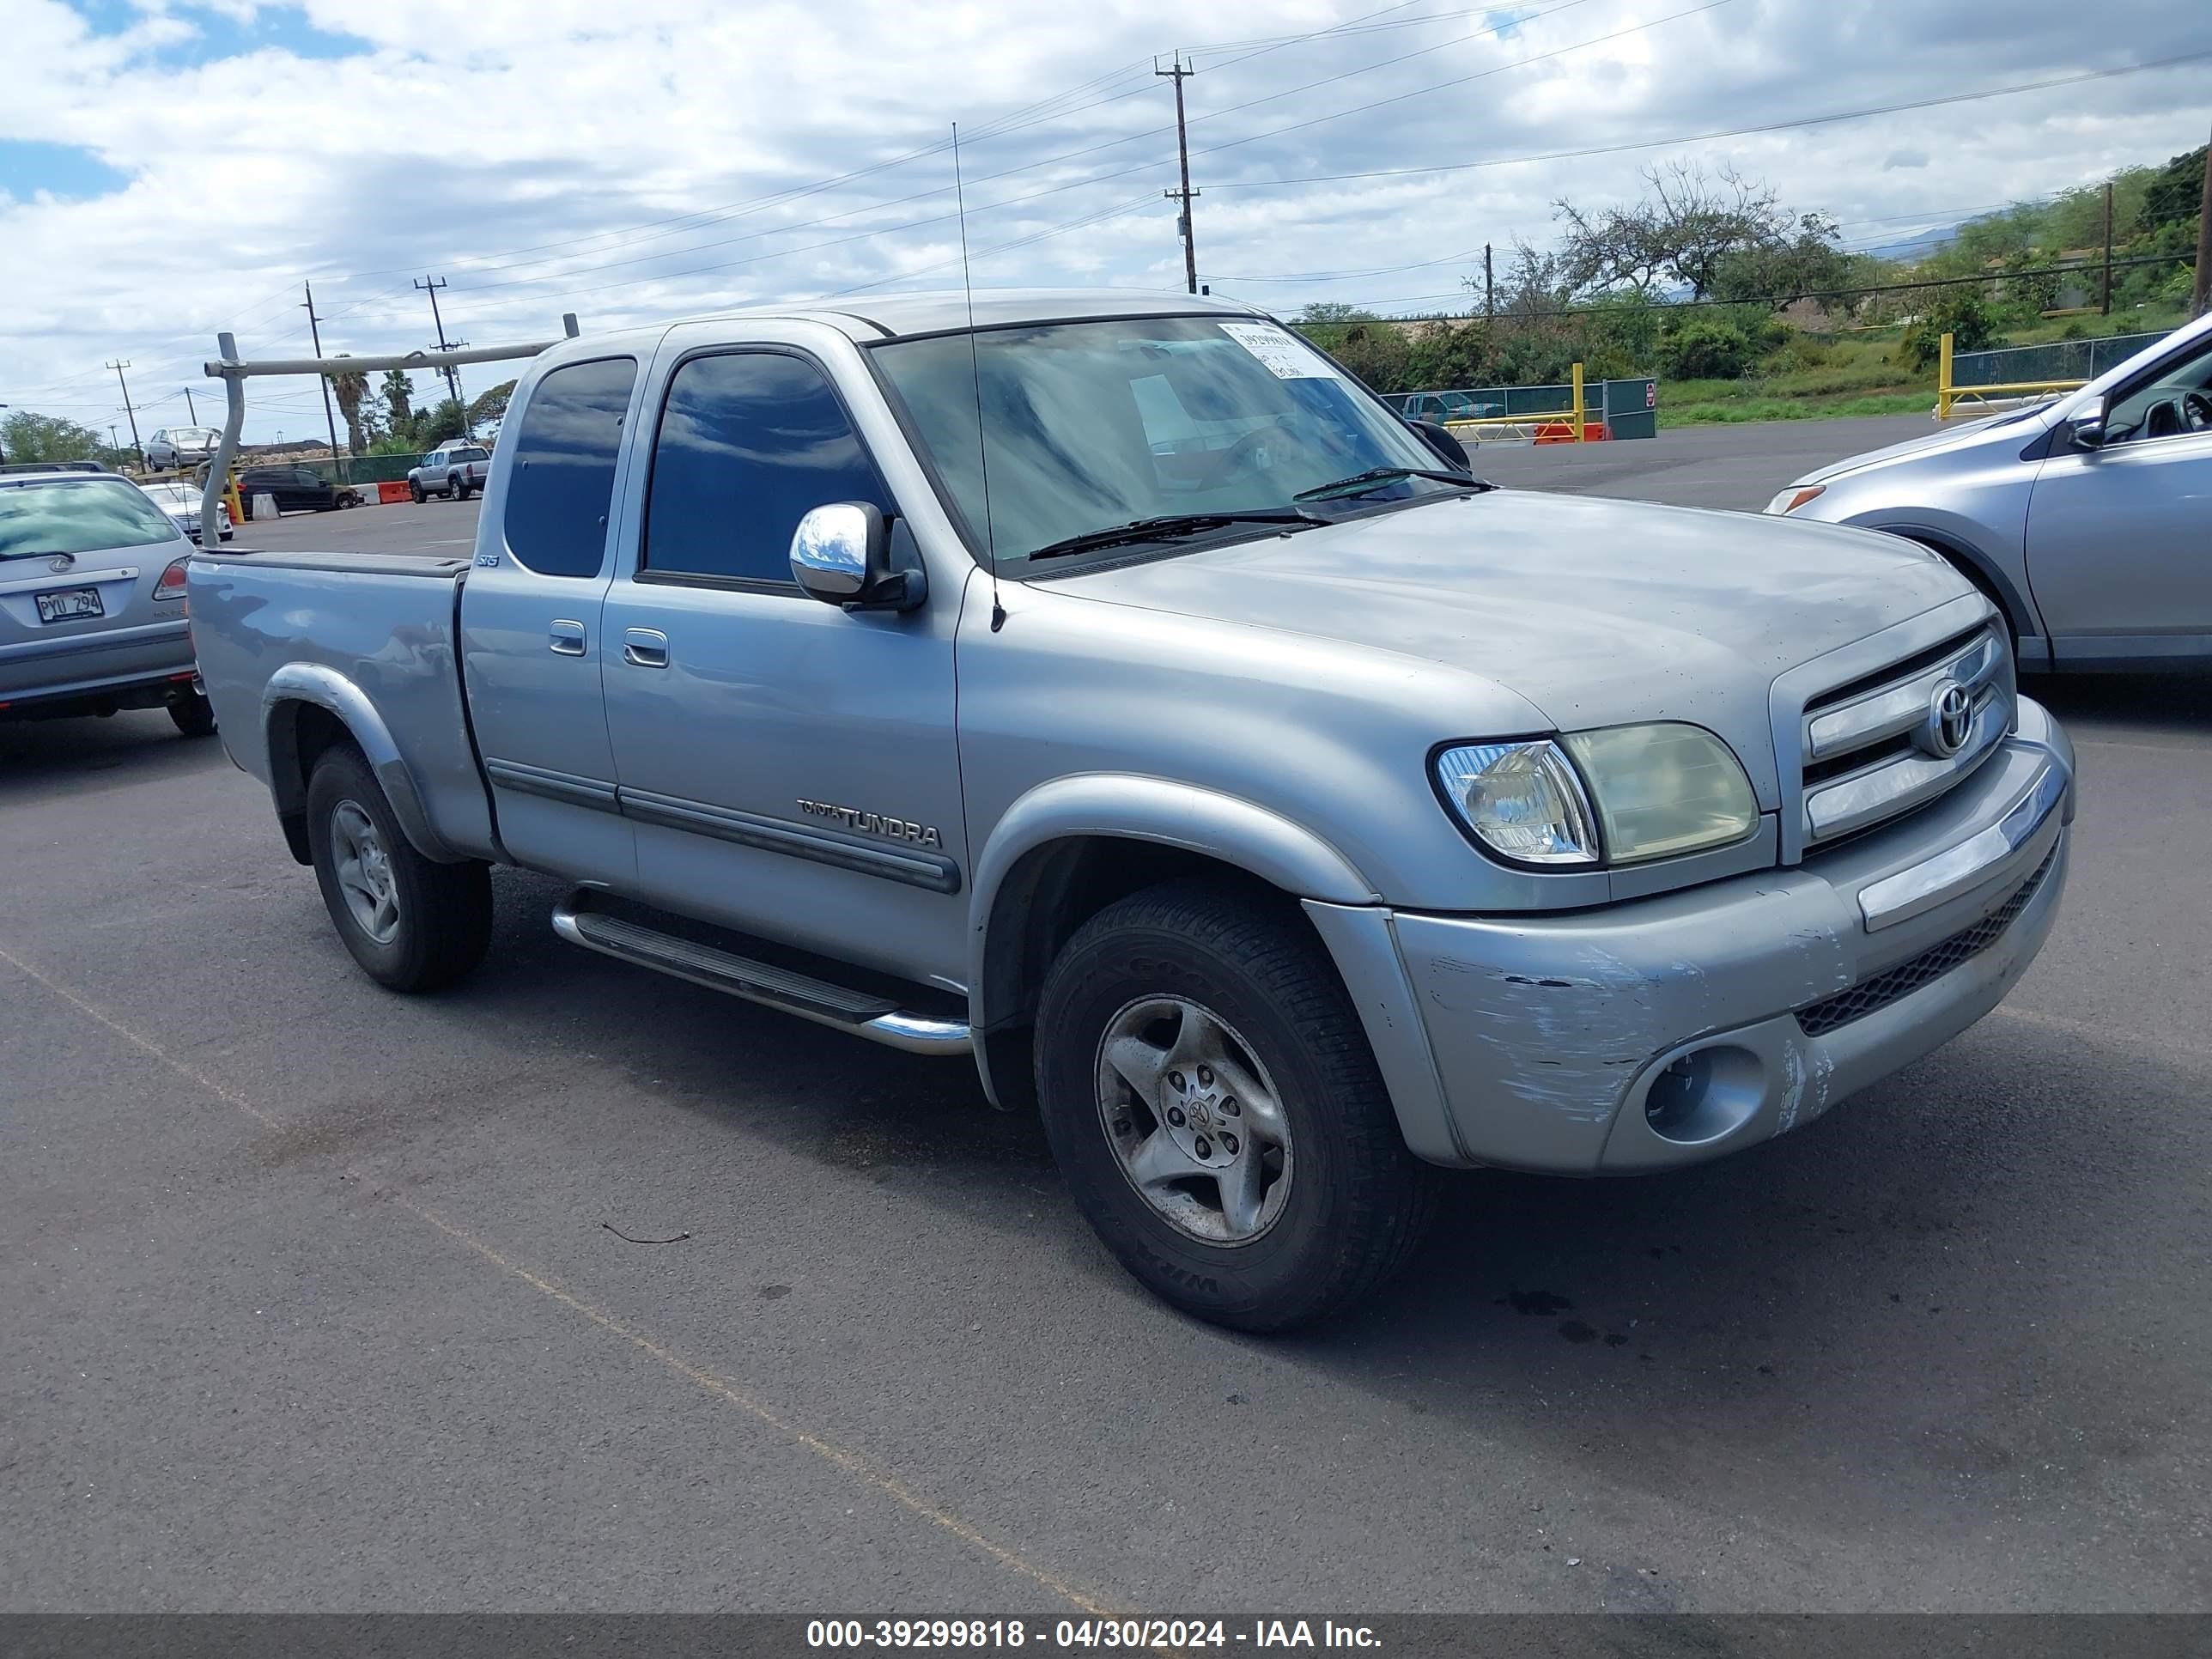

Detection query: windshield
(871, 314), (1453, 569)
(0, 478), (185, 558)
(139, 483), (192, 507)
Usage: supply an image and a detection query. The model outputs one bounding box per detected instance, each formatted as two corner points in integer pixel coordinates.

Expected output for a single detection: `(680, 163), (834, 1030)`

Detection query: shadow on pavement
(0, 708), (220, 799)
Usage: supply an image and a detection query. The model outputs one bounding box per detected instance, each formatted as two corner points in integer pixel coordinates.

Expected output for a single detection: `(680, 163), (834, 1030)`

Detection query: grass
(1659, 392), (1935, 427)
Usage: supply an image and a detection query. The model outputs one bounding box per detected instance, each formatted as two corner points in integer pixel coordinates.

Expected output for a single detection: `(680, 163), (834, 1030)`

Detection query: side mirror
(1409, 417), (1472, 472)
(2070, 416), (2105, 451)
(789, 501), (927, 612)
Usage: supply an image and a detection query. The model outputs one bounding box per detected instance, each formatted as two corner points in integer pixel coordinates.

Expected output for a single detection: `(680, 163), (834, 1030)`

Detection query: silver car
(144, 426), (222, 471)
(137, 478), (232, 544)
(1769, 308), (2212, 672)
(0, 469), (216, 735)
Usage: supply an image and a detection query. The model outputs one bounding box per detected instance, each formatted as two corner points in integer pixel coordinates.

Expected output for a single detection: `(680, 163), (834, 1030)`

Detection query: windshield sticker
(1218, 321), (1342, 380)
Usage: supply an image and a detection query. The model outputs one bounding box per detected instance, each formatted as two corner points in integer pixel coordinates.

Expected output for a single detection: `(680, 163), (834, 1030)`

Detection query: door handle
(549, 618), (586, 656)
(623, 627), (670, 668)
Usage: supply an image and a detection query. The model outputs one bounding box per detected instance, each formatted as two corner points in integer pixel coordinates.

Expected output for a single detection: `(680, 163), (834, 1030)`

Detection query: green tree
(466, 379), (516, 432)
(1551, 160), (1796, 299)
(328, 355), (373, 453)
(2140, 144), (2207, 233)
(1659, 320), (1754, 380)
(380, 368), (415, 435)
(1899, 291), (1997, 373)
(1, 410), (109, 465)
(416, 398), (468, 447)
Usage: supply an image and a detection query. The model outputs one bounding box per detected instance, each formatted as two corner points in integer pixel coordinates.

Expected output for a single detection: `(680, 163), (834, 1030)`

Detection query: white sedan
(137, 479), (232, 544)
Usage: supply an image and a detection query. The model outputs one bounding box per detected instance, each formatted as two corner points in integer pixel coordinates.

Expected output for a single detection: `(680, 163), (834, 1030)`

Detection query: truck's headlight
(1559, 723), (1759, 863)
(1434, 741), (1599, 866)
(1437, 725), (1758, 867)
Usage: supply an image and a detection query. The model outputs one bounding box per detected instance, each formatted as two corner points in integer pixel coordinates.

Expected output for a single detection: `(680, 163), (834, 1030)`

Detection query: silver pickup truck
(407, 441), (492, 501)
(191, 290), (2076, 1330)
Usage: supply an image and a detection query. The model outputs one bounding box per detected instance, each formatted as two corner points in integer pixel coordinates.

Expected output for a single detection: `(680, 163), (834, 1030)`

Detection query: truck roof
(547, 288), (1270, 359)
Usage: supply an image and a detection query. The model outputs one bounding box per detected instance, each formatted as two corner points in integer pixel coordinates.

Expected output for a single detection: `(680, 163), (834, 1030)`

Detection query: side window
(641, 350), (889, 585)
(2104, 337), (2212, 447)
(501, 356), (637, 578)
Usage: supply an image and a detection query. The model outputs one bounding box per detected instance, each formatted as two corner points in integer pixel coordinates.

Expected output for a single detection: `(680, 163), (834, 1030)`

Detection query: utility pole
(1484, 243), (1495, 321)
(2193, 120), (2212, 319)
(444, 339), (475, 440)
(302, 281), (346, 475)
(183, 387), (198, 424)
(107, 361), (143, 469)
(414, 275), (467, 416)
(1157, 53), (1199, 295)
(2100, 181), (2114, 316)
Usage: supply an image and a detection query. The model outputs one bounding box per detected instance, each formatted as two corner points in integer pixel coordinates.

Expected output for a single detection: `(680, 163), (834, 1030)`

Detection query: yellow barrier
(1440, 362), (1595, 443)
(1936, 331), (2085, 421)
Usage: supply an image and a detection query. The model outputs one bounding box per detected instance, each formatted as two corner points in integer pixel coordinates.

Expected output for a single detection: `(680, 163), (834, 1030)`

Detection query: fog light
(1644, 1051), (1711, 1137)
(1639, 1044), (1766, 1146)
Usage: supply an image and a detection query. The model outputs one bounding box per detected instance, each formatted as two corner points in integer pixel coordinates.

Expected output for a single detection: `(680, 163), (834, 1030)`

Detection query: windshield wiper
(1292, 466), (1491, 502)
(1024, 509), (1331, 562)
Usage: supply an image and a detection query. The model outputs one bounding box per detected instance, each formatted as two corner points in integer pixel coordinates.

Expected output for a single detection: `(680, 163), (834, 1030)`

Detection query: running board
(550, 892), (970, 1056)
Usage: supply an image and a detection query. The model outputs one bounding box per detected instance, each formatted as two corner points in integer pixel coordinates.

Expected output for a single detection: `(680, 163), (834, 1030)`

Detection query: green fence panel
(303, 454), (424, 486)
(1600, 379), (1657, 440)
(1952, 330), (2167, 389)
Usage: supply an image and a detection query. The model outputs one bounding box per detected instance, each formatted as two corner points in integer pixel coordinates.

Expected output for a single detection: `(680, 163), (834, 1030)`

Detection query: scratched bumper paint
(1382, 712), (2074, 1174)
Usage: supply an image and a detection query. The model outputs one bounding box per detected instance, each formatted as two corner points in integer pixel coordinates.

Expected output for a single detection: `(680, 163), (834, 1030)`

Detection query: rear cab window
(501, 356), (639, 578)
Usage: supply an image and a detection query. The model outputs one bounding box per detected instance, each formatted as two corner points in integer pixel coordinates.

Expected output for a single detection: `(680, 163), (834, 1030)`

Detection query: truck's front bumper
(1308, 697), (2075, 1174)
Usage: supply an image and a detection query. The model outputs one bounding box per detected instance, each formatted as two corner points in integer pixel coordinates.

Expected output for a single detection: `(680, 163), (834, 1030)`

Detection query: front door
(599, 341), (969, 991)
(460, 351), (644, 885)
(2027, 330), (2212, 664)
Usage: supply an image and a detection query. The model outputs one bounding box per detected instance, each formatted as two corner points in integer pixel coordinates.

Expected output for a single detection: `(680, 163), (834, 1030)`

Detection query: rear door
(459, 351), (645, 884)
(597, 330), (969, 985)
(0, 477), (193, 703)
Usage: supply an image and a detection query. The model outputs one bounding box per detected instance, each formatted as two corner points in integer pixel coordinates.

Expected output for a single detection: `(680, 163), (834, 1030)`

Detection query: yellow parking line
(0, 940), (1120, 1618)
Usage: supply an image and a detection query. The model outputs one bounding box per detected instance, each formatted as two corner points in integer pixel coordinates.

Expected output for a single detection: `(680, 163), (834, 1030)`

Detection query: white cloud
(3, 0), (2204, 435)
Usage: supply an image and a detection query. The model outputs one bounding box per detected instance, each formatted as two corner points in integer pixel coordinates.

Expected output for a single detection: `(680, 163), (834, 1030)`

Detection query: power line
(1208, 47), (2212, 191)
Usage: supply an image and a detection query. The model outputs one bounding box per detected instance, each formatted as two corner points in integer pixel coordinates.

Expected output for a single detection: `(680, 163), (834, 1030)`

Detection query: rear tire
(168, 688), (216, 738)
(305, 744), (493, 992)
(1035, 878), (1438, 1332)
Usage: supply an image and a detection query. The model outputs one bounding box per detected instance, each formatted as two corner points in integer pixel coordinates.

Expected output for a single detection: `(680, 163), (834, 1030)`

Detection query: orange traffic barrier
(378, 480), (411, 504)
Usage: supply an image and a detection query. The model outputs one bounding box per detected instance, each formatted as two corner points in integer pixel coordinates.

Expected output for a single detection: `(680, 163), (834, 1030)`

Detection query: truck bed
(188, 550), (498, 862)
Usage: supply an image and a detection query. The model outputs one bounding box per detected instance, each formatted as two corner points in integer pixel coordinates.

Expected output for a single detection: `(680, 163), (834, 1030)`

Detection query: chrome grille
(1796, 624), (2011, 848)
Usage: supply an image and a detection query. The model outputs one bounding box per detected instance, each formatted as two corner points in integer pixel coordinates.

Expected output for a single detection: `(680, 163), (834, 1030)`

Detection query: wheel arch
(965, 775), (1380, 1111)
(1855, 520), (2045, 669)
(264, 663), (465, 866)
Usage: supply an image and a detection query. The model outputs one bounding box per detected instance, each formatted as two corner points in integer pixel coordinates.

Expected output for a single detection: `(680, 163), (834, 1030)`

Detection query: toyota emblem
(1921, 679), (1973, 758)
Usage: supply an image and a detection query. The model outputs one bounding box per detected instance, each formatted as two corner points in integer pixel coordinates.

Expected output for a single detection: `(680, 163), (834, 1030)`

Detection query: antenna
(952, 122), (1004, 633)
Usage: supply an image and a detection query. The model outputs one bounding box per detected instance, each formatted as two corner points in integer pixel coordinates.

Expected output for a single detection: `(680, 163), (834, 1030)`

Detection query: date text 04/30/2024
(805, 1621), (1381, 1649)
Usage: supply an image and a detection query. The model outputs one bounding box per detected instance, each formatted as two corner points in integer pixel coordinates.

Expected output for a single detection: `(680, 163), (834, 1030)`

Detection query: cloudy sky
(3, 0), (2206, 441)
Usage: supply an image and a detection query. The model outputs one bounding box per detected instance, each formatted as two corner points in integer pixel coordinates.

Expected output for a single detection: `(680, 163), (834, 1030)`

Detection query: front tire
(1035, 879), (1438, 1332)
(305, 744), (493, 992)
(410, 480), (426, 503)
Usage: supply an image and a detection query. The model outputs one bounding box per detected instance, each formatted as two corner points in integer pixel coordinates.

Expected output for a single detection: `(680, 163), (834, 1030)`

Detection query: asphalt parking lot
(5, 415), (2209, 1615)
